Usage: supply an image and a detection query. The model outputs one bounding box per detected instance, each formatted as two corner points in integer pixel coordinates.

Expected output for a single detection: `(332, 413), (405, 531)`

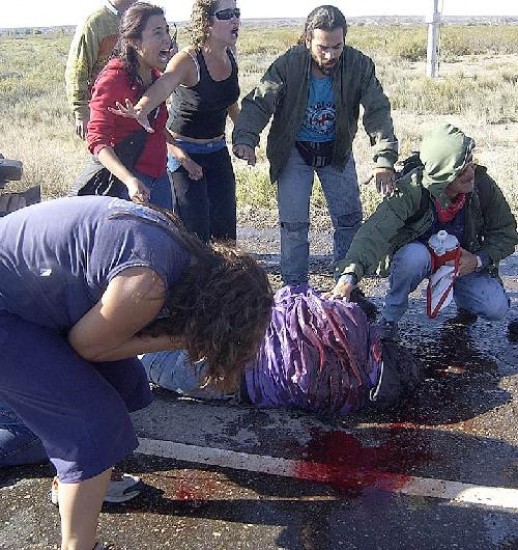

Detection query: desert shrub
(0, 23), (517, 216)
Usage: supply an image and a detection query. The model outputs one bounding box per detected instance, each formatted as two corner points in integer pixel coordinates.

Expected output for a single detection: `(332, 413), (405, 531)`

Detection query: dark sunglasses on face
(212, 7), (241, 20)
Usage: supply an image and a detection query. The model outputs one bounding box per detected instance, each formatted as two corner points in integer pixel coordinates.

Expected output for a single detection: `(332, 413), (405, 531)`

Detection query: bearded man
(232, 4), (397, 313)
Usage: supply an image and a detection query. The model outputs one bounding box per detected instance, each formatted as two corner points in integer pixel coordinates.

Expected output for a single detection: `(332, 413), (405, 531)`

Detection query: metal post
(426, 0), (441, 78)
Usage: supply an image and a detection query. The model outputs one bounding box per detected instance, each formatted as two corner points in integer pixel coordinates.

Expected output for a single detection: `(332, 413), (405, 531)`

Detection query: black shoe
(508, 319), (518, 342)
(375, 316), (399, 342)
(370, 340), (424, 409)
(448, 307), (478, 326)
(349, 287), (378, 321)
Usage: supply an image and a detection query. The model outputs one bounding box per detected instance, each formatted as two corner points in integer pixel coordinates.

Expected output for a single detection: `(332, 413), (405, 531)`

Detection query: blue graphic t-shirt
(297, 75), (335, 142)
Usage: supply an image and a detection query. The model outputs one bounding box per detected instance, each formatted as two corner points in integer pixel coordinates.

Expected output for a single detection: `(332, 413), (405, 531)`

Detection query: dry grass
(1, 23), (517, 221)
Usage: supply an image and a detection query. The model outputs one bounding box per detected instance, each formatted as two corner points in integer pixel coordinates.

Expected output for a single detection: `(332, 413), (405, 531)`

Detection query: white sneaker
(50, 472), (142, 506)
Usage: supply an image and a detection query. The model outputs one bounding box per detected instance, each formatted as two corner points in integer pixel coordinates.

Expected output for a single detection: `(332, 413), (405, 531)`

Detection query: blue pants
(0, 311), (152, 482)
(383, 241), (510, 322)
(0, 400), (47, 467)
(140, 351), (231, 400)
(277, 147), (362, 285)
(130, 170), (173, 210)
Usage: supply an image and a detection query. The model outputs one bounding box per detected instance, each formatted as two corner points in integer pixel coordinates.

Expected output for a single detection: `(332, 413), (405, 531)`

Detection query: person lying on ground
(141, 285), (423, 416)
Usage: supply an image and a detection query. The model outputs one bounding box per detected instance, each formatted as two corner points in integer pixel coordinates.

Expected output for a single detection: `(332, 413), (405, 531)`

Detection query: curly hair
(298, 4), (348, 45)
(139, 208), (274, 392)
(187, 0), (220, 49)
(113, 2), (165, 85)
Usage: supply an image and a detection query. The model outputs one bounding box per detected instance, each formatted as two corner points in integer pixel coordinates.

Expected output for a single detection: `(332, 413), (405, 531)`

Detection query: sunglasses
(212, 7), (241, 20)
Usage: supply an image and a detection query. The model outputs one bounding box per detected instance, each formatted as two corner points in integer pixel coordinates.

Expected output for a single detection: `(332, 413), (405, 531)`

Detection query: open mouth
(158, 49), (171, 63)
(231, 28), (239, 39)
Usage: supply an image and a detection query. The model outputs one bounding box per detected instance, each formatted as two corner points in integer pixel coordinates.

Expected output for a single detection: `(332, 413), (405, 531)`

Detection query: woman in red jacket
(83, 2), (174, 207)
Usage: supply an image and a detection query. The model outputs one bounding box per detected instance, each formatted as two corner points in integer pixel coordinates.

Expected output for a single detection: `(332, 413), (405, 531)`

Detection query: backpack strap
(406, 186), (430, 225)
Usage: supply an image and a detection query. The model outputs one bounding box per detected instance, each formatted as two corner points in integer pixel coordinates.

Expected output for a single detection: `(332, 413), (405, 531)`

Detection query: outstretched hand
(321, 278), (354, 301)
(108, 99), (154, 133)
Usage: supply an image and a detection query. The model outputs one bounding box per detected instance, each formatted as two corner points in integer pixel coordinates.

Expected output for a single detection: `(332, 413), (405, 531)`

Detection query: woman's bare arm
(109, 51), (197, 131)
(68, 267), (184, 361)
(97, 147), (150, 202)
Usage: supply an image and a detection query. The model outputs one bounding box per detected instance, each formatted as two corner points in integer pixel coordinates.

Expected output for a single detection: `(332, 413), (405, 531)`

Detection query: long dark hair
(298, 4), (348, 45)
(113, 2), (165, 84)
(140, 207), (274, 392)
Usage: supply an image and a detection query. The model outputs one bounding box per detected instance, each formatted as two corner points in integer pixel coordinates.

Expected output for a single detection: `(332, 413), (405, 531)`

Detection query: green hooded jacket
(335, 123), (518, 281)
(232, 44), (398, 183)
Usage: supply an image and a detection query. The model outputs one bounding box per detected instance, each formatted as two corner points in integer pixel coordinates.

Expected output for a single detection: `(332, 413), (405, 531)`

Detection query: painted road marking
(137, 438), (518, 511)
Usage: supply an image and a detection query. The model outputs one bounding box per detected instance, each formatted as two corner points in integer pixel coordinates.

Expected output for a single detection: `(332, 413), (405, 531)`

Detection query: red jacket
(88, 59), (167, 178)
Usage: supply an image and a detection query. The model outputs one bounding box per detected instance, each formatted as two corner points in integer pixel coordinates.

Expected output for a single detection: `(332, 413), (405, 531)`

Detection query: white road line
(137, 438), (518, 511)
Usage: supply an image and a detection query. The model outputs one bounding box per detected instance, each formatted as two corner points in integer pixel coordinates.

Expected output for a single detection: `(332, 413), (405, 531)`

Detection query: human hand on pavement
(232, 144), (256, 166)
(321, 277), (355, 301)
(109, 99), (154, 133)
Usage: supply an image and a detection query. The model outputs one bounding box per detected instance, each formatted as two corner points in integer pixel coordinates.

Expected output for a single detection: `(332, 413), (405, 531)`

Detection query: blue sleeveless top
(0, 196), (190, 332)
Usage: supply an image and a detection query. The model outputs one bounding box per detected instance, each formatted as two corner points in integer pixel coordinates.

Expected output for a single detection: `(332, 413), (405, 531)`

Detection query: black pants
(171, 147), (236, 243)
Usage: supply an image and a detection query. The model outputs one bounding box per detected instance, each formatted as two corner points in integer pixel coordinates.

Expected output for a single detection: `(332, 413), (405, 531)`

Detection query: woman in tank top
(111, 0), (242, 243)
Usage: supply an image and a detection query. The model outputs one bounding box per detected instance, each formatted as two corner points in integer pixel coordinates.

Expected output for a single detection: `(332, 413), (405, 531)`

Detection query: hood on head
(420, 123), (475, 204)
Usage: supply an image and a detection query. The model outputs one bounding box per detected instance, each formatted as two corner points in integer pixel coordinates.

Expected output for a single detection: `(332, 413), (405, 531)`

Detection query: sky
(2, 0), (518, 28)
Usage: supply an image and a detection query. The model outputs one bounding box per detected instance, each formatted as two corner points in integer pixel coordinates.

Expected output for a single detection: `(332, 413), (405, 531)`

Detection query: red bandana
(434, 193), (466, 223)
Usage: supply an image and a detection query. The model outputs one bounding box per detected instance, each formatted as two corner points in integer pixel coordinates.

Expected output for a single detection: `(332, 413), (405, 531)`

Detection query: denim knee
(391, 242), (431, 279)
(281, 221), (310, 237)
(481, 292), (510, 321)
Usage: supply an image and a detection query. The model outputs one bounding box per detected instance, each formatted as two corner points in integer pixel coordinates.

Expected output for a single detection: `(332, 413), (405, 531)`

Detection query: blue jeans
(383, 241), (510, 322)
(133, 170), (173, 210)
(0, 400), (47, 467)
(277, 147), (363, 285)
(116, 170), (173, 210)
(140, 351), (231, 400)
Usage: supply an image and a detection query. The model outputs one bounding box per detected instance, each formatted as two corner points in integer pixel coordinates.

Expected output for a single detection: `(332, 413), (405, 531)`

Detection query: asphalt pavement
(1, 249), (518, 550)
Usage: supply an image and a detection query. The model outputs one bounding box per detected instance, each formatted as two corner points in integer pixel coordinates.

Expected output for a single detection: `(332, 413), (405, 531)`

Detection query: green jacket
(232, 44), (398, 183)
(335, 124), (518, 281)
(64, 4), (120, 121)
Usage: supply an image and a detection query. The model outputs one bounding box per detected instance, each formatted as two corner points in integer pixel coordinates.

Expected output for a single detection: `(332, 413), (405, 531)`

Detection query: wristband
(339, 273), (357, 286)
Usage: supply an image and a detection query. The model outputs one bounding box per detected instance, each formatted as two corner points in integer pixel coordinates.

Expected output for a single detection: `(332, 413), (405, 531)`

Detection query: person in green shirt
(65, 0), (137, 139)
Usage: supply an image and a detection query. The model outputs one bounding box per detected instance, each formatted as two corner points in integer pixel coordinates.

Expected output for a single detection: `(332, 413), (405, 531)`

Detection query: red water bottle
(426, 230), (461, 318)
(427, 230), (460, 272)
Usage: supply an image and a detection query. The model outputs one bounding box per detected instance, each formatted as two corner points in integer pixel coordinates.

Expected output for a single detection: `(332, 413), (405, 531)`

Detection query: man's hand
(75, 114), (89, 140)
(373, 167), (396, 195)
(109, 99), (154, 133)
(322, 277), (355, 301)
(233, 144), (256, 166)
(446, 247), (478, 277)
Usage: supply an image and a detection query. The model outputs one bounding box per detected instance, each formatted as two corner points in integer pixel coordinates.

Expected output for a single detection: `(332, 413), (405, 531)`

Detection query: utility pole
(426, 0), (441, 78)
